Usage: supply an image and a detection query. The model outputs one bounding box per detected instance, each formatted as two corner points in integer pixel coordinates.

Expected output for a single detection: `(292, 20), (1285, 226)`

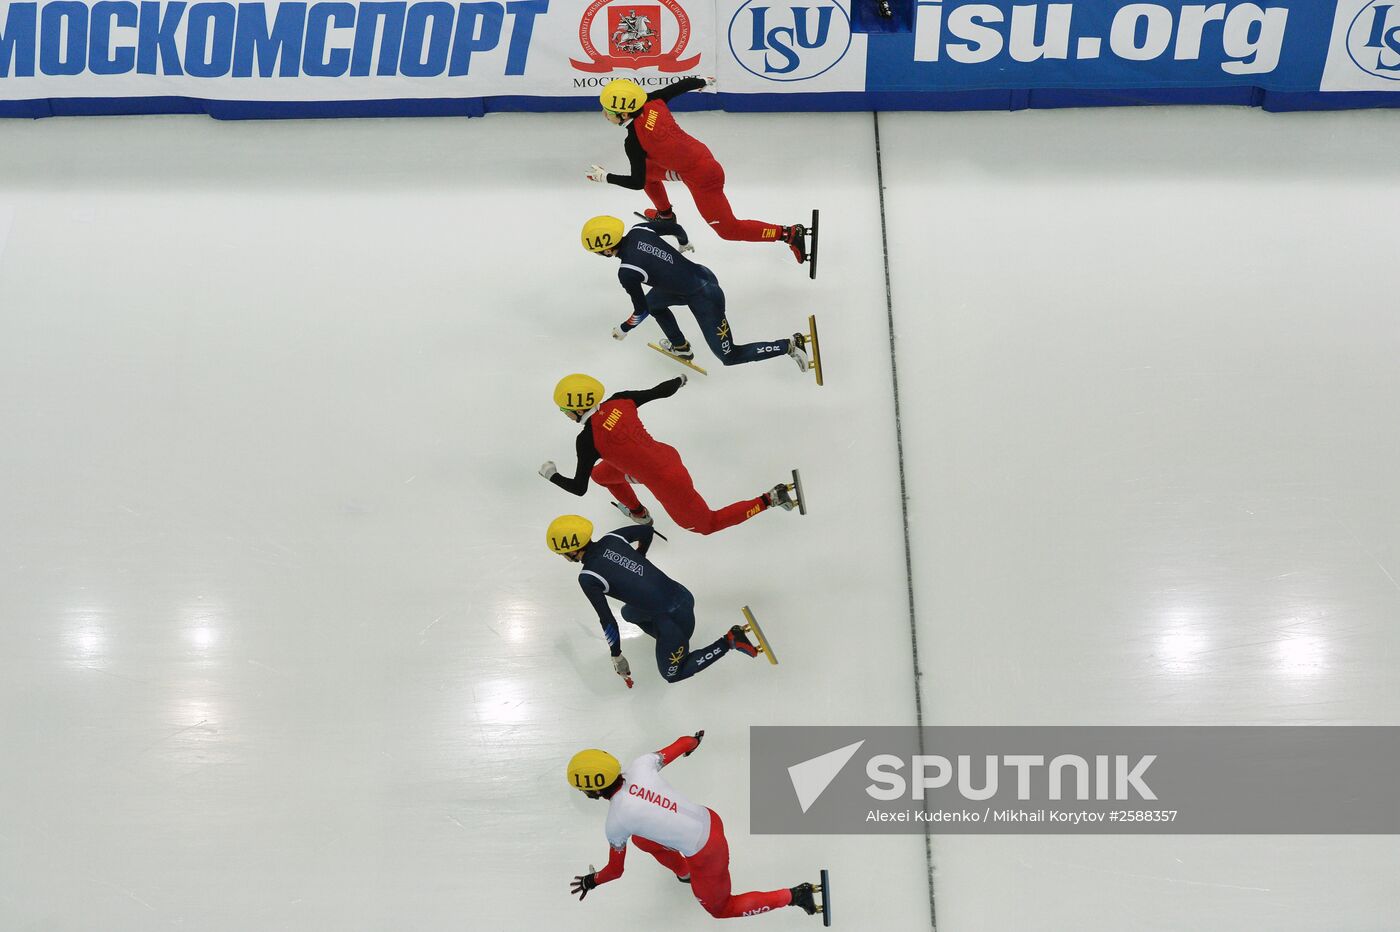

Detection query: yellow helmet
(581, 215), (626, 254)
(568, 748), (621, 792)
(547, 515), (593, 554)
(600, 78), (645, 115)
(554, 373), (604, 411)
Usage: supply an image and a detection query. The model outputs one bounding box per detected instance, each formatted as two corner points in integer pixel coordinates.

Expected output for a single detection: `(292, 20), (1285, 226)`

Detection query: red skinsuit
(590, 397), (765, 536)
(634, 809), (791, 918)
(594, 737), (792, 919)
(635, 99), (782, 244)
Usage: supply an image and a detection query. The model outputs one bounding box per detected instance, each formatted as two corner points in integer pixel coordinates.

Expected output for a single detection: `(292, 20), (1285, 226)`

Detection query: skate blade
(741, 606), (778, 666)
(805, 313), (824, 387)
(808, 208), (820, 281)
(647, 342), (708, 375)
(790, 468), (807, 516)
(819, 868), (831, 926)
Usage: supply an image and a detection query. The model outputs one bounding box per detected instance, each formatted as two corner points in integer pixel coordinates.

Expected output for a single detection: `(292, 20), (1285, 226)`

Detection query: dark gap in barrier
(872, 110), (938, 931)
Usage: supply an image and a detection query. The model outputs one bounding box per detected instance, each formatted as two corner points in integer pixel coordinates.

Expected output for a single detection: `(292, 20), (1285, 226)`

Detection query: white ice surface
(0, 105), (1397, 932)
(882, 108), (1400, 931)
(0, 112), (921, 932)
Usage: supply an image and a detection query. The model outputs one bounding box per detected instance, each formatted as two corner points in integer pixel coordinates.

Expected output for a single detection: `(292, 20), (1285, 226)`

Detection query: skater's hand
(678, 241), (695, 254)
(703, 76), (717, 90)
(677, 373), (689, 388)
(571, 870), (598, 901)
(585, 164), (608, 183)
(539, 461), (558, 481)
(612, 325), (628, 342)
(612, 654), (631, 678)
(684, 730), (705, 756)
(663, 169), (681, 181)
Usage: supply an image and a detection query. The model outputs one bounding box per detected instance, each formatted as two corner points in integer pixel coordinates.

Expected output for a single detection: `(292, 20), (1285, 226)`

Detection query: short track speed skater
(567, 732), (832, 921)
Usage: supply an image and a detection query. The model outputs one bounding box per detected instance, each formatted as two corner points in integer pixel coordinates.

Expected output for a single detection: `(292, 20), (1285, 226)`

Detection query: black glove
(685, 730), (705, 756)
(571, 871), (598, 901)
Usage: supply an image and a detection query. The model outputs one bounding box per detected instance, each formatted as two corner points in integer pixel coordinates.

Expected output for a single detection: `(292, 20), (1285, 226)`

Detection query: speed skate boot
(764, 483), (797, 512)
(781, 224), (808, 264)
(611, 501), (653, 526)
(788, 332), (809, 372)
(790, 882), (819, 916)
(724, 625), (759, 658)
(642, 208), (676, 221)
(660, 339), (695, 362)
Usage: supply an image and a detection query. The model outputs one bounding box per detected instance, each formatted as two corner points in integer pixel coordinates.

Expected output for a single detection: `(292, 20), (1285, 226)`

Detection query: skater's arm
(616, 268), (651, 331)
(605, 130), (647, 190)
(593, 842), (628, 884)
(648, 77), (705, 104)
(606, 524), (655, 555)
(579, 573), (622, 657)
(550, 428), (600, 496)
(614, 377), (684, 407)
(656, 731), (703, 767)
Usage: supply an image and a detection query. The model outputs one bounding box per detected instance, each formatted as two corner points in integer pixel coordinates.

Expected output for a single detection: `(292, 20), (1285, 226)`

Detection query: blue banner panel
(865, 1), (1337, 93)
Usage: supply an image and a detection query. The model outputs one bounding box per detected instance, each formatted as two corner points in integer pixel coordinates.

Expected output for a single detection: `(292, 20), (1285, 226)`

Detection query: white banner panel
(0, 0), (717, 101)
(1321, 0), (1400, 90)
(713, 0), (866, 95)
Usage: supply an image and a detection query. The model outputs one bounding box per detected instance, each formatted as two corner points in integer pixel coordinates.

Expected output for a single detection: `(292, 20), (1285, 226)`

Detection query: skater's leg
(644, 290), (689, 348)
(686, 811), (793, 918)
(620, 604), (658, 639)
(643, 172), (673, 215)
(631, 835), (691, 878)
(641, 446), (766, 536)
(690, 276), (789, 367)
(671, 592), (696, 642)
(681, 162), (781, 243)
(591, 460), (643, 513)
(653, 594), (729, 684)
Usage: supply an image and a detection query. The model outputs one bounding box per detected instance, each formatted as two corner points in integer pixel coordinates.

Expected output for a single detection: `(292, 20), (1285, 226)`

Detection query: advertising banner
(0, 0), (718, 113)
(866, 1), (1333, 92)
(0, 0), (1396, 116)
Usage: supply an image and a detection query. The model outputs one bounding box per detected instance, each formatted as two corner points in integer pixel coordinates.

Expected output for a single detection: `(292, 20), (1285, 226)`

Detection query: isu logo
(728, 0), (852, 82)
(1347, 1), (1400, 78)
(571, 0), (702, 73)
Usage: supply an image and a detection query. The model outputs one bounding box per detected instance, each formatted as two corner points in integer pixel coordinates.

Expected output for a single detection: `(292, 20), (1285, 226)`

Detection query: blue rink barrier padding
(3, 88), (1398, 120)
(0, 96), (489, 119)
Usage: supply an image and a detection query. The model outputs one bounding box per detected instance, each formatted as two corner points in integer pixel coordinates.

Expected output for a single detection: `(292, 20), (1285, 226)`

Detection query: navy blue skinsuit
(577, 524), (733, 683)
(614, 219), (791, 367)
